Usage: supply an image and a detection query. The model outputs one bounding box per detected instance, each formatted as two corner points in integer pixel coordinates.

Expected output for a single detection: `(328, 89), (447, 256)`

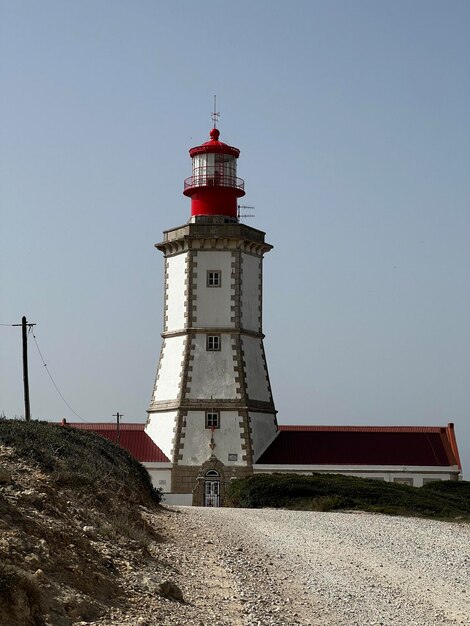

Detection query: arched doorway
(204, 469), (220, 507)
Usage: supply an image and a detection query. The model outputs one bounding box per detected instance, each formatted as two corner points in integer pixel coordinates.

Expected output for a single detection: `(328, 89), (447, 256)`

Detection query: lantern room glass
(192, 154), (237, 187)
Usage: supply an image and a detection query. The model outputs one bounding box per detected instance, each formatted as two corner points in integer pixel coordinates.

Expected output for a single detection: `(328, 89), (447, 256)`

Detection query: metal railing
(184, 172), (245, 192)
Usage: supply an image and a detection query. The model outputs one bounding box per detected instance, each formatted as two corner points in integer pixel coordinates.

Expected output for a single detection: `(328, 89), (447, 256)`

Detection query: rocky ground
(94, 506), (470, 626)
(177, 507), (470, 626)
(1, 446), (469, 625)
(122, 508), (470, 626)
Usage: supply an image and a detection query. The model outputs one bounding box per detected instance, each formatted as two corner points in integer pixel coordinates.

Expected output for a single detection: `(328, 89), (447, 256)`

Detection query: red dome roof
(189, 128), (240, 158)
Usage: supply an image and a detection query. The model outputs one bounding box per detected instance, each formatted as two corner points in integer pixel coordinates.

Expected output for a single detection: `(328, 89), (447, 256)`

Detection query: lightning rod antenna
(211, 95), (220, 128)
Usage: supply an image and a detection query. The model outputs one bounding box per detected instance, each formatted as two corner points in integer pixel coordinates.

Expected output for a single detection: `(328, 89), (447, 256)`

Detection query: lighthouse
(145, 125), (278, 506)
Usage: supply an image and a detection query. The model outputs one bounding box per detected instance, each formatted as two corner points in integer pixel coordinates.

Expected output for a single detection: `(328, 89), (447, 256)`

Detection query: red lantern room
(183, 127), (245, 220)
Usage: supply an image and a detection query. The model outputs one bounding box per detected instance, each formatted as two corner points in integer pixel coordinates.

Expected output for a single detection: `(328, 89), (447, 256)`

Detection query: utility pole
(12, 316), (36, 421)
(112, 412), (123, 446)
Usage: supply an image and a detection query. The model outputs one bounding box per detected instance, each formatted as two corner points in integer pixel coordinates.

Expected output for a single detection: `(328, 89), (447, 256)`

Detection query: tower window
(207, 270), (221, 287)
(206, 335), (221, 351)
(206, 411), (220, 429)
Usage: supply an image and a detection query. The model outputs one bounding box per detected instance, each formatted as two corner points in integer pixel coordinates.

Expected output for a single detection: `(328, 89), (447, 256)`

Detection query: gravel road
(96, 507), (469, 626)
(176, 507), (469, 626)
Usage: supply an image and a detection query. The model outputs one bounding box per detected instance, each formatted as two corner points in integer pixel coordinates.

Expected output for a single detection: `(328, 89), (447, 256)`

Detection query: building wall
(241, 336), (272, 402)
(171, 461), (253, 505)
(180, 410), (246, 466)
(145, 410), (178, 461)
(151, 336), (186, 402)
(145, 466), (173, 491)
(186, 334), (240, 400)
(252, 465), (460, 487)
(162, 493), (193, 505)
(143, 461), (459, 509)
(249, 411), (278, 462)
(165, 253), (187, 332)
(192, 250), (234, 328)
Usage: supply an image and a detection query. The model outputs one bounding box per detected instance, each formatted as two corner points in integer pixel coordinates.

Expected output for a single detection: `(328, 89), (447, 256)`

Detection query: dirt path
(97, 506), (469, 626)
(171, 507), (470, 626)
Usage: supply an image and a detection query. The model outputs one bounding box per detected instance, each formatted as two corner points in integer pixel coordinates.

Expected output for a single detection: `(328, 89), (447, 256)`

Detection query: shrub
(226, 473), (470, 520)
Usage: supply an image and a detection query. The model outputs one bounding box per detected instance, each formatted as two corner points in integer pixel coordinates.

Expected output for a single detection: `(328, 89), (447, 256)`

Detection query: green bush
(226, 473), (470, 520)
(309, 495), (347, 512)
(421, 479), (470, 502)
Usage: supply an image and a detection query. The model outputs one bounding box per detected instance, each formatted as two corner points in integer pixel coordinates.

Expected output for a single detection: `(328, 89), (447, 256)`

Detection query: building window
(206, 335), (221, 351)
(207, 270), (221, 287)
(393, 477), (414, 486)
(206, 411), (220, 429)
(422, 478), (442, 485)
(228, 453), (238, 462)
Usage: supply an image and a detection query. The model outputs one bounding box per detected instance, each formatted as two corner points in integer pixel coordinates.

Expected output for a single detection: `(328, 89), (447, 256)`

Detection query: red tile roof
(67, 422), (170, 463)
(257, 423), (461, 468)
(61, 421), (461, 470)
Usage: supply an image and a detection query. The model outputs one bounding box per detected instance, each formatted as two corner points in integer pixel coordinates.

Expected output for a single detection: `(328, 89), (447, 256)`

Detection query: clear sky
(1, 1), (469, 475)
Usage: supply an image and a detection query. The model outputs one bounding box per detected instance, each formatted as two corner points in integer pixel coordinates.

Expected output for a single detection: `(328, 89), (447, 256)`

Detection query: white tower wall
(192, 250), (234, 328)
(186, 333), (240, 399)
(151, 335), (186, 402)
(165, 253), (187, 331)
(181, 410), (246, 466)
(249, 411), (279, 461)
(143, 126), (280, 505)
(145, 410), (178, 460)
(146, 219), (278, 503)
(241, 335), (272, 402)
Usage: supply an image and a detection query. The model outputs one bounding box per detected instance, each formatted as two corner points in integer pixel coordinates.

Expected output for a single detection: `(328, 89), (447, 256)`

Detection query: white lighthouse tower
(146, 124), (278, 506)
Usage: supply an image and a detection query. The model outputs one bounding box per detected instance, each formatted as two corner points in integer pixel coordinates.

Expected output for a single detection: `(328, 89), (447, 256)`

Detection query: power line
(31, 330), (88, 422)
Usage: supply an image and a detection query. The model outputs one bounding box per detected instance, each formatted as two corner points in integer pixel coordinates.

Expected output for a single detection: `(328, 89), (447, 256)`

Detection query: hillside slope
(0, 420), (166, 626)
